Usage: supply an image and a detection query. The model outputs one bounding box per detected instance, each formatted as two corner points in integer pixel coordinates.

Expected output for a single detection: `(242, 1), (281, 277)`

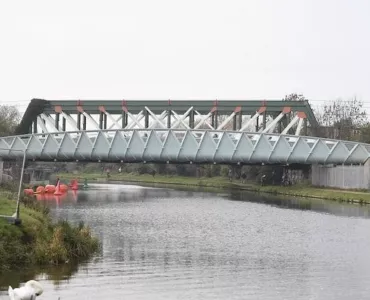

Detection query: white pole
(15, 150), (27, 220)
(0, 147), (26, 224)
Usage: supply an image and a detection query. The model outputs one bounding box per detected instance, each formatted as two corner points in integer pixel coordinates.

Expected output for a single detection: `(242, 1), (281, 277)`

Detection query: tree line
(284, 93), (369, 142)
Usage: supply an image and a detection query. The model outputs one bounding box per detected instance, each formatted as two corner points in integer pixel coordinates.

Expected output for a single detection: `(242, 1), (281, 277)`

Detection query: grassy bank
(57, 172), (370, 204)
(0, 191), (99, 272)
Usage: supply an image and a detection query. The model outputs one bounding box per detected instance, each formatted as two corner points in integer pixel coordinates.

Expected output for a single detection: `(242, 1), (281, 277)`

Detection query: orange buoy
(54, 180), (63, 195)
(71, 179), (78, 190)
(35, 186), (45, 194)
(60, 184), (68, 192)
(45, 185), (56, 193)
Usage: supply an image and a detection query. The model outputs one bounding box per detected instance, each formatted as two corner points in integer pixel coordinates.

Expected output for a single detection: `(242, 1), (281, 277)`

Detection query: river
(2, 183), (370, 299)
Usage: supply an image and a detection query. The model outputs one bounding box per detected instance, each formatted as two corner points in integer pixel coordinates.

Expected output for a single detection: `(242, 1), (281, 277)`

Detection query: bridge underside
(16, 99), (319, 137)
(1, 129), (369, 165)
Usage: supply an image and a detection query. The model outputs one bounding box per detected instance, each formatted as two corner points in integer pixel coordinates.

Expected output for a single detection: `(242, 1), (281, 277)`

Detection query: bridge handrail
(8, 128), (366, 146)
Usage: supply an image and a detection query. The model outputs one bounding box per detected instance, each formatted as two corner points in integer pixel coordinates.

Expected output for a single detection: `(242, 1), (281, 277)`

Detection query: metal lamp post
(0, 148), (27, 225)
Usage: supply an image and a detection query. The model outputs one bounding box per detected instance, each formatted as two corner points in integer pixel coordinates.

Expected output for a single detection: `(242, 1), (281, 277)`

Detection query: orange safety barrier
(54, 181), (63, 195)
(60, 184), (69, 192)
(35, 186), (45, 194)
(45, 185), (56, 193)
(71, 179), (79, 190)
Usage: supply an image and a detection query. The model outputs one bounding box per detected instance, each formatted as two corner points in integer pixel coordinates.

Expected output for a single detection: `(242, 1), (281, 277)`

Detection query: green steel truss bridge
(0, 98), (368, 164)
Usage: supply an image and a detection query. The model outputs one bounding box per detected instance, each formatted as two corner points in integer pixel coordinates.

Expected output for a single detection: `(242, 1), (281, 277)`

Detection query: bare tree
(314, 97), (367, 127)
(314, 97), (367, 140)
(283, 93), (308, 102)
(0, 105), (21, 136)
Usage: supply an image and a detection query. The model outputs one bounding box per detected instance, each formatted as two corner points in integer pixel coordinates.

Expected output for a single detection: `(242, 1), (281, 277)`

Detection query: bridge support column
(122, 111), (125, 128)
(167, 110), (171, 129)
(232, 110), (243, 131)
(99, 112), (103, 129)
(145, 110), (149, 128)
(41, 119), (46, 137)
(55, 113), (60, 130)
(238, 111), (242, 130)
(103, 113), (107, 129)
(189, 110), (195, 129)
(62, 117), (66, 131)
(211, 111), (218, 129)
(77, 112), (81, 130)
(83, 115), (87, 130)
(122, 111), (128, 128)
(167, 100), (172, 129)
(262, 111), (267, 129)
(33, 119), (38, 133)
(304, 118), (308, 135)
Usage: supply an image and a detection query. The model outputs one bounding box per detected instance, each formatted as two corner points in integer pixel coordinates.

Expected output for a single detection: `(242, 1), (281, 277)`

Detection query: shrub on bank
(36, 220), (99, 265)
(0, 196), (100, 272)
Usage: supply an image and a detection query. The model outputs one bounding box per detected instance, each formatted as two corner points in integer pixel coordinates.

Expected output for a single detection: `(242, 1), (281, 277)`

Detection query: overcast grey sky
(1, 0), (369, 113)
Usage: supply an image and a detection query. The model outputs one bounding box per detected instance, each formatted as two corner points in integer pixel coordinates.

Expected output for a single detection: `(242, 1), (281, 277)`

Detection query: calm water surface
(2, 183), (370, 299)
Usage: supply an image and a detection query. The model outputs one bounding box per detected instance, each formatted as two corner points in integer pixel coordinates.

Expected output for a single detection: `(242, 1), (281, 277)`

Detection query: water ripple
(2, 185), (370, 300)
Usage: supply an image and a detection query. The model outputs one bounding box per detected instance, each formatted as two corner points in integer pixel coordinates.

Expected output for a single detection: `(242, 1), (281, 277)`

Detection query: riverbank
(0, 191), (100, 272)
(57, 172), (370, 204)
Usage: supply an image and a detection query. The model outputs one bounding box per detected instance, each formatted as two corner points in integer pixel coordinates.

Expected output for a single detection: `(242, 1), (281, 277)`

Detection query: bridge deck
(1, 129), (369, 165)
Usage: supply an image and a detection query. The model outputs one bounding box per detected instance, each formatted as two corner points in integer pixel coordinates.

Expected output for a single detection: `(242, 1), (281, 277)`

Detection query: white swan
(8, 280), (43, 300)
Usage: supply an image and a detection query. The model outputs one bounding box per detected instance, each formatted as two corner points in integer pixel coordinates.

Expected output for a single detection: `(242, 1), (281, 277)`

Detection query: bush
(36, 220), (99, 265)
(0, 197), (100, 272)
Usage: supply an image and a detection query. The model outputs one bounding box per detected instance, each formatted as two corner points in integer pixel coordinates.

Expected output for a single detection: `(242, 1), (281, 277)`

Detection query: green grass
(0, 192), (100, 272)
(239, 184), (370, 203)
(59, 172), (370, 204)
